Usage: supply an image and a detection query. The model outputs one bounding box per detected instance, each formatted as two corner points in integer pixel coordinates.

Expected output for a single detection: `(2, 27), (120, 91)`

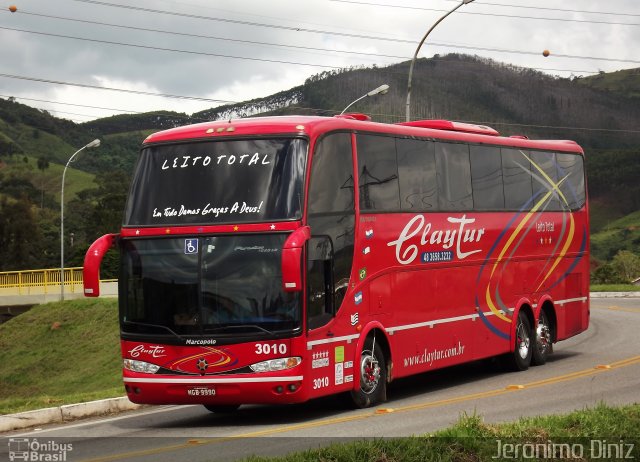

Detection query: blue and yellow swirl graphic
(475, 150), (587, 339)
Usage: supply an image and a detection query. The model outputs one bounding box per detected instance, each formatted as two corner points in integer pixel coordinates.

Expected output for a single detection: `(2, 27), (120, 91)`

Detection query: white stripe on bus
(306, 334), (360, 349)
(124, 376), (304, 384)
(304, 296), (587, 346)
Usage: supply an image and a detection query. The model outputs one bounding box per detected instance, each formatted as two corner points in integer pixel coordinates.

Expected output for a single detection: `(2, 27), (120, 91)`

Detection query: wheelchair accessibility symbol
(184, 239), (198, 255)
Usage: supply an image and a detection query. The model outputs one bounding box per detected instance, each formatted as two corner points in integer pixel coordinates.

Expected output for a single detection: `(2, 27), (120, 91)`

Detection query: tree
(65, 170), (130, 278)
(36, 157), (49, 171)
(0, 133), (22, 157)
(611, 250), (640, 283)
(591, 264), (624, 285)
(0, 197), (43, 270)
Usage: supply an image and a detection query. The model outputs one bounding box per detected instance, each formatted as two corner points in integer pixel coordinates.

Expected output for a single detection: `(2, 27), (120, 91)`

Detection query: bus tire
(203, 404), (240, 413)
(505, 310), (533, 371)
(350, 336), (387, 408)
(532, 309), (552, 366)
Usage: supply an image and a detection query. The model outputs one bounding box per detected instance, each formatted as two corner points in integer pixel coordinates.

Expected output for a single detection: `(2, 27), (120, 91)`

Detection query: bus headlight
(123, 359), (160, 374)
(250, 357), (301, 373)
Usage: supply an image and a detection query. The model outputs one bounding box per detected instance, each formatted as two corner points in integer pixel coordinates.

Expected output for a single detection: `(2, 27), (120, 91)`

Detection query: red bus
(84, 115), (589, 412)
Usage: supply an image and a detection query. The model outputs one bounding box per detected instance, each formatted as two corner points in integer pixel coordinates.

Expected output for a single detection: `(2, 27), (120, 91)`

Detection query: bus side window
(503, 148), (533, 211)
(556, 153), (585, 210)
(357, 134), (400, 211)
(530, 151), (561, 211)
(397, 138), (438, 211)
(435, 142), (473, 211)
(470, 145), (504, 210)
(307, 132), (355, 330)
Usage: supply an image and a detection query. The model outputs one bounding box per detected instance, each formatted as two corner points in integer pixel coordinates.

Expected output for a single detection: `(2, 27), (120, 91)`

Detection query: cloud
(1, 0), (637, 121)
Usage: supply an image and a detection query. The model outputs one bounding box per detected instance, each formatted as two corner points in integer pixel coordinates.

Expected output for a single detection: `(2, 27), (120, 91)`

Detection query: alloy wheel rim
(517, 321), (530, 359)
(359, 352), (380, 394)
(536, 313), (551, 355)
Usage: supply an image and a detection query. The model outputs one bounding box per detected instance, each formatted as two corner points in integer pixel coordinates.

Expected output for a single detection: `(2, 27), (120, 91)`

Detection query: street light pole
(60, 139), (101, 301)
(340, 84), (390, 115)
(405, 0), (474, 122)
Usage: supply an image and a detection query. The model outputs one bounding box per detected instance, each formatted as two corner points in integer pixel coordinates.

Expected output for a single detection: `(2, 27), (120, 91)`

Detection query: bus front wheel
(203, 404), (240, 413)
(350, 336), (387, 408)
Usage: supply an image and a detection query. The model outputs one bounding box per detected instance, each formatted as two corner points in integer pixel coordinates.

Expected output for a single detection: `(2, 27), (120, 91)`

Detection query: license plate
(187, 387), (216, 396)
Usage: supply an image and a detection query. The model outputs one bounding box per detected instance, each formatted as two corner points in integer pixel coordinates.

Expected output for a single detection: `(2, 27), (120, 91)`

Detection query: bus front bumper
(123, 374), (307, 405)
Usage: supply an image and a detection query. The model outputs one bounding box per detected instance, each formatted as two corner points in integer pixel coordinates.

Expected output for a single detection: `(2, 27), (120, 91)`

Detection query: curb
(590, 292), (640, 298)
(0, 397), (141, 433)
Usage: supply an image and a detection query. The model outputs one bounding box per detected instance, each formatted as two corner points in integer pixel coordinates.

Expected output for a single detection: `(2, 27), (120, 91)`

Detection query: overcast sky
(1, 0), (638, 122)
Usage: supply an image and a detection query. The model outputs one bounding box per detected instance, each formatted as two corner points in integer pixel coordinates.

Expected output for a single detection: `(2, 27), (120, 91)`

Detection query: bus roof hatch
(396, 119), (500, 136)
(334, 113), (372, 121)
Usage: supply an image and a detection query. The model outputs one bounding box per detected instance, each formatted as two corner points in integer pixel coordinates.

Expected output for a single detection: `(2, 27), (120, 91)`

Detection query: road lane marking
(78, 354), (640, 462)
(592, 306), (640, 313)
(500, 355), (640, 391)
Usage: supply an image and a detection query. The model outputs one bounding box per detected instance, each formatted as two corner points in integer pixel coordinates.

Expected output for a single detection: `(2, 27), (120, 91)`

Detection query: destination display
(124, 138), (307, 226)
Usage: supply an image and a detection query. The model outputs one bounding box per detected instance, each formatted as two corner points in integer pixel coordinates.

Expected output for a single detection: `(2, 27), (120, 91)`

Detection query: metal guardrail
(0, 267), (116, 295)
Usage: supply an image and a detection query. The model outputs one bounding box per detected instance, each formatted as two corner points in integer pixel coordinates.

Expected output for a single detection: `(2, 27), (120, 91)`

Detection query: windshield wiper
(123, 320), (185, 341)
(203, 324), (276, 336)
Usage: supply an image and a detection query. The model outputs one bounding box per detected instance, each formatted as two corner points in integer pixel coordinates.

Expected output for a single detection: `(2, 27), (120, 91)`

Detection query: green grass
(242, 403), (640, 462)
(589, 201), (625, 234)
(590, 210), (640, 262)
(45, 159), (97, 204)
(0, 299), (122, 414)
(0, 155), (96, 204)
(591, 284), (639, 292)
(0, 120), (76, 165)
(579, 68), (640, 98)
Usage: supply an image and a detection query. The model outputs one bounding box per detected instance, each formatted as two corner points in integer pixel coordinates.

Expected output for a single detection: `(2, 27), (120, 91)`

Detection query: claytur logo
(387, 214), (485, 264)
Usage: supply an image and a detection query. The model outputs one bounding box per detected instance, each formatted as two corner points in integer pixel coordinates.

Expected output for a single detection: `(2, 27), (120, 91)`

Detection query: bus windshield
(124, 137), (307, 226)
(120, 234), (301, 340)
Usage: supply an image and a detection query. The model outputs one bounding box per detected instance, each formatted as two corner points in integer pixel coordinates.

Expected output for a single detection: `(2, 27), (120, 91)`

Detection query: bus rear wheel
(505, 310), (533, 371)
(350, 336), (387, 408)
(532, 309), (552, 366)
(203, 404), (240, 413)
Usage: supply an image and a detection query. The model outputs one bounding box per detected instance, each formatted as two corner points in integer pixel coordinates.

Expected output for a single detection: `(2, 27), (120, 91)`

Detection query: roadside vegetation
(590, 284), (639, 292)
(591, 249), (640, 286)
(0, 299), (122, 414)
(242, 403), (640, 462)
(589, 205), (640, 286)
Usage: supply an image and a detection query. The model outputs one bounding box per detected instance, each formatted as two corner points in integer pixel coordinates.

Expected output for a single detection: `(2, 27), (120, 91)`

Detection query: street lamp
(405, 0), (474, 121)
(60, 139), (100, 301)
(340, 84), (390, 115)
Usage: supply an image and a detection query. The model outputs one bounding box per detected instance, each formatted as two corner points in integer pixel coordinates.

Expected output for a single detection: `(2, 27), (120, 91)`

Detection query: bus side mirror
(83, 233), (118, 297)
(282, 226), (310, 292)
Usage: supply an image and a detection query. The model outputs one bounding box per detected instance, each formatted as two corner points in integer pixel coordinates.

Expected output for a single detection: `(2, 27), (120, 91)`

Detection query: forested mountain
(1, 54), (639, 275)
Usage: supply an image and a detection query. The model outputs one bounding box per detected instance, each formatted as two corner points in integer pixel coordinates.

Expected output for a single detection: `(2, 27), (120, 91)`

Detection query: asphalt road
(3, 297), (639, 462)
